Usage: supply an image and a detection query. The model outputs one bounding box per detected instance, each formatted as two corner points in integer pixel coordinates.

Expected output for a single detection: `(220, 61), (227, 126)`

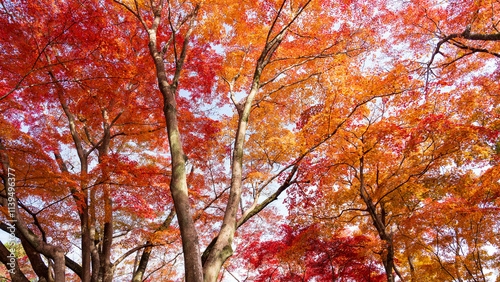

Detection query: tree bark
(0, 240), (31, 282)
(49, 70), (91, 282)
(144, 3), (204, 280)
(202, 2), (311, 280)
(98, 112), (114, 282)
(19, 234), (50, 281)
(161, 85), (203, 282)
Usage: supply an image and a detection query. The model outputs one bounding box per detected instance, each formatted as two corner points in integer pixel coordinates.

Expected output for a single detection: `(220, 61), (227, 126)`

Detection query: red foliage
(240, 224), (385, 282)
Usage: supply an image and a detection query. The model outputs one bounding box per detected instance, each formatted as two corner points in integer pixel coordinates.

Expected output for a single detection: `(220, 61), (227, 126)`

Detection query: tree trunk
(358, 157), (395, 282)
(408, 255), (416, 282)
(131, 246), (152, 282)
(161, 87), (203, 282)
(19, 233), (50, 281)
(201, 6), (296, 279)
(81, 200), (91, 282)
(202, 85), (259, 281)
(142, 5), (204, 280)
(50, 70), (90, 282)
(99, 120), (114, 282)
(382, 241), (395, 282)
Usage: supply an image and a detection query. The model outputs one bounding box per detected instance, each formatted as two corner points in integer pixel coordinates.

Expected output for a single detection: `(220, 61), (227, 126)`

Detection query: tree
(111, 0), (386, 280)
(0, 0), (179, 281)
(1, 0), (387, 280)
(284, 69), (499, 281)
(2, 0), (499, 281)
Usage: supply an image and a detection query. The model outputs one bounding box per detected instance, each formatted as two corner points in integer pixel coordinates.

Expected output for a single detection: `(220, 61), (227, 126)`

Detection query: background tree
(1, 0), (499, 281)
(284, 70), (499, 281)
(112, 0), (387, 280)
(0, 0), (185, 281)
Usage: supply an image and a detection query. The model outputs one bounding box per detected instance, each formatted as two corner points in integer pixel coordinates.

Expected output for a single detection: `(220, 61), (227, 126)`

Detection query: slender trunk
(50, 70), (90, 281)
(132, 209), (175, 282)
(89, 188), (100, 282)
(19, 233), (49, 281)
(82, 200), (91, 282)
(202, 5), (296, 277)
(101, 213), (113, 282)
(53, 251), (66, 282)
(80, 164), (91, 282)
(131, 246), (152, 282)
(382, 241), (395, 282)
(144, 5), (203, 279)
(408, 255), (416, 282)
(358, 157), (394, 282)
(99, 121), (113, 282)
(202, 86), (259, 281)
(161, 88), (203, 282)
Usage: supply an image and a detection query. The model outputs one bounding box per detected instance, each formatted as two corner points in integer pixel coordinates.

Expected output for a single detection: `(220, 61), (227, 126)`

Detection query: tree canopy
(0, 0), (499, 281)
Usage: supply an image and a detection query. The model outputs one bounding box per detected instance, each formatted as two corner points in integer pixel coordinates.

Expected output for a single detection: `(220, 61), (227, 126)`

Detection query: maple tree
(288, 96), (498, 281)
(0, 0), (176, 281)
(393, 1), (500, 280)
(109, 0), (389, 280)
(281, 1), (500, 281)
(1, 0), (500, 281)
(235, 223), (385, 281)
